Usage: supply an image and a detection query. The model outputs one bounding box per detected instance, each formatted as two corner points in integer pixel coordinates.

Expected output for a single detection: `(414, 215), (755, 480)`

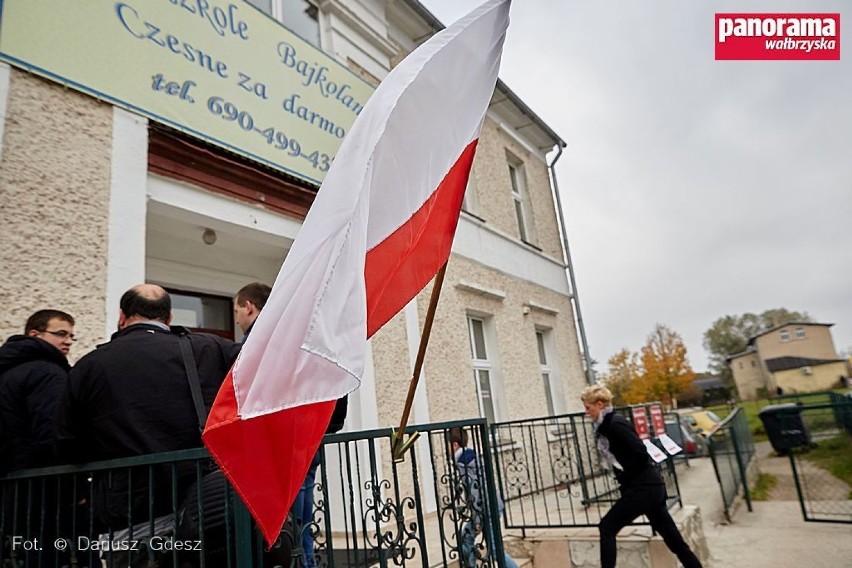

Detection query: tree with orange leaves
(603, 348), (641, 406)
(631, 324), (696, 407)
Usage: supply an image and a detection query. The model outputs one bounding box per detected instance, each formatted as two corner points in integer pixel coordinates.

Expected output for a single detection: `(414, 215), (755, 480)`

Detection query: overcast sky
(419, 0), (852, 372)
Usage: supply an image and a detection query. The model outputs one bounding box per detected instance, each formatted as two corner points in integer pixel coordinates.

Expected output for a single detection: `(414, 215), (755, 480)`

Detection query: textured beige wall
(470, 119), (562, 259)
(774, 362), (846, 394)
(755, 324), (837, 360)
(731, 352), (767, 400)
(370, 116), (583, 427)
(370, 309), (415, 428)
(0, 70), (113, 360)
(0, 63), (582, 434)
(372, 256), (587, 427)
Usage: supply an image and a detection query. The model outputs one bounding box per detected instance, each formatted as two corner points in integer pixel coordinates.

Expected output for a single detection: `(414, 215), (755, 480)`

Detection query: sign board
(649, 404), (666, 438)
(631, 406), (650, 440)
(0, 0), (375, 185)
(643, 439), (667, 463)
(658, 434), (682, 456)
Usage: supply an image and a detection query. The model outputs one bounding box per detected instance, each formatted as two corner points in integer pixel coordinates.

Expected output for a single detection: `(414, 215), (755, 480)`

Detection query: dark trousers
(599, 483), (703, 568)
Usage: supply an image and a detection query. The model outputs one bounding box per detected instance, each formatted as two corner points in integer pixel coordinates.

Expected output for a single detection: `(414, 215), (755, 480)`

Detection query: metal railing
(784, 400), (852, 524)
(1, 408), (698, 566)
(489, 410), (682, 530)
(1, 419), (510, 568)
(828, 392), (852, 434)
(750, 390), (846, 412)
(707, 407), (756, 522)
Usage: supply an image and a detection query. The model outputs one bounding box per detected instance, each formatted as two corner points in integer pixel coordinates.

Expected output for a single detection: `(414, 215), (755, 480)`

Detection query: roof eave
(400, 0), (565, 150)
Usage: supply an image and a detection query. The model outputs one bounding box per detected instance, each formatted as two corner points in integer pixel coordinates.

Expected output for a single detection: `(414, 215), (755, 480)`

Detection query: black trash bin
(759, 403), (810, 455)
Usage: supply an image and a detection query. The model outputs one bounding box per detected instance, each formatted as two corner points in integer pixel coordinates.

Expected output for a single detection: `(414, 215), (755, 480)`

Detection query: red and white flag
(203, 0), (511, 545)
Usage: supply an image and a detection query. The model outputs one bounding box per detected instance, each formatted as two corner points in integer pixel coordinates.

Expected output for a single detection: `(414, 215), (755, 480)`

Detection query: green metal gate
(785, 396), (852, 524)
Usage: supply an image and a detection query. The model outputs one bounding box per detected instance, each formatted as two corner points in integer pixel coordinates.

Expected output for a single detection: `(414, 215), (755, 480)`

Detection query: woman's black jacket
(597, 411), (663, 487)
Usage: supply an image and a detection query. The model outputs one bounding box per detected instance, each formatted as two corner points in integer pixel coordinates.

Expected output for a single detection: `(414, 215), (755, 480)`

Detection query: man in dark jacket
(54, 284), (239, 528)
(0, 309), (75, 472)
(233, 281), (271, 342)
(233, 280), (347, 566)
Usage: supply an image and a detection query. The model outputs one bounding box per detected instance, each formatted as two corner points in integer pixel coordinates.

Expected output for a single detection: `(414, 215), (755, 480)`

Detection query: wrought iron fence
(489, 410), (682, 530)
(707, 407), (756, 522)
(319, 419), (509, 567)
(0, 419), (510, 568)
(0, 408), (701, 567)
(0, 448), (271, 568)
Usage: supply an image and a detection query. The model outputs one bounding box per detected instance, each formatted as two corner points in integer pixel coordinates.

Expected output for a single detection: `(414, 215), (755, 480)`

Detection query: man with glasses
(0, 309), (75, 472)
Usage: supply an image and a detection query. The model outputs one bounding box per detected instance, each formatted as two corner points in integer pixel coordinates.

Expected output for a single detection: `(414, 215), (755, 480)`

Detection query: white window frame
(461, 175), (480, 216)
(507, 158), (535, 244)
(249, 0), (320, 47)
(794, 327), (806, 339)
(508, 162), (528, 241)
(246, 0), (273, 14)
(467, 315), (500, 424)
(780, 330), (790, 342)
(536, 329), (557, 416)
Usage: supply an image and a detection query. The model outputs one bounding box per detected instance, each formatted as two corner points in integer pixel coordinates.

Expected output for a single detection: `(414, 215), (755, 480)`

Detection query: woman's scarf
(593, 406), (624, 472)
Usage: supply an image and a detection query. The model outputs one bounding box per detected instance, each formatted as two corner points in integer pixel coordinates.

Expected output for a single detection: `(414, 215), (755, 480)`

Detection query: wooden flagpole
(391, 261), (449, 462)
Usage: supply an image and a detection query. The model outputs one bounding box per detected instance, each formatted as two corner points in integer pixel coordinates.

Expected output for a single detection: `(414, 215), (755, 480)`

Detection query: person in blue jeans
(291, 453), (321, 568)
(290, 396), (349, 568)
(447, 427), (518, 568)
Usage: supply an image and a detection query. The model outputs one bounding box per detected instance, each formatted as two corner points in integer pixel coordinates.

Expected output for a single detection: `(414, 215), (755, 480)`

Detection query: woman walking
(581, 385), (704, 568)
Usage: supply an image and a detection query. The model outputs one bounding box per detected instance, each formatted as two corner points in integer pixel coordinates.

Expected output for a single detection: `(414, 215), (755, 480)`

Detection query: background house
(679, 374), (731, 407)
(728, 322), (848, 399)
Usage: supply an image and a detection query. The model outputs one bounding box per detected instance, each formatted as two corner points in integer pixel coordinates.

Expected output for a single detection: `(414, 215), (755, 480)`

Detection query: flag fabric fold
(203, 0), (512, 545)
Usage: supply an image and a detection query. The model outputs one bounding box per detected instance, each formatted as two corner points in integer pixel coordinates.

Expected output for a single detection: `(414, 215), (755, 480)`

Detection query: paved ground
(677, 442), (852, 568)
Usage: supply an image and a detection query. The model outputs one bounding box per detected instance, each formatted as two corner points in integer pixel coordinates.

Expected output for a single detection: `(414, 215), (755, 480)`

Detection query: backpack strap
(176, 331), (208, 433)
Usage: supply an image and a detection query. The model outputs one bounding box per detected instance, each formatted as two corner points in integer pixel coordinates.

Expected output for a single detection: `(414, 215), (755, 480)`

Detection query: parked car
(664, 418), (707, 457)
(680, 410), (722, 436)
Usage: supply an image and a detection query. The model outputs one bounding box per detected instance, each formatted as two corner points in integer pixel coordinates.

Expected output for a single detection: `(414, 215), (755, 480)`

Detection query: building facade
(729, 322), (848, 399)
(0, 0), (589, 436)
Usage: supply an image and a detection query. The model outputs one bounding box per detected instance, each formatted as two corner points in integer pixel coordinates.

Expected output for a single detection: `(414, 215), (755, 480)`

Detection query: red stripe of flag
(366, 141), (477, 337)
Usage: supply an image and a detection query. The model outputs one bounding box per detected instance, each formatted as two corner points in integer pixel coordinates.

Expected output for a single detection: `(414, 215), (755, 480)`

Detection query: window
(282, 0), (319, 46)
(247, 0), (320, 47)
(536, 330), (556, 416)
(751, 360), (756, 367)
(168, 289), (235, 340)
(461, 176), (480, 215)
(246, 0), (272, 13)
(780, 330), (790, 342)
(507, 160), (533, 243)
(468, 316), (497, 424)
(795, 327), (806, 339)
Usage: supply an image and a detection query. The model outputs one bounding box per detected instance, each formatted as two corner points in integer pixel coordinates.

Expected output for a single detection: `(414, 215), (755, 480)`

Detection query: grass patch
(801, 434), (852, 491)
(750, 472), (777, 501)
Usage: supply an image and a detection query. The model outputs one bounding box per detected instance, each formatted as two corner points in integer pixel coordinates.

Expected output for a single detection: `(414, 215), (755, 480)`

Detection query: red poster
(631, 406), (651, 440)
(649, 404), (666, 438)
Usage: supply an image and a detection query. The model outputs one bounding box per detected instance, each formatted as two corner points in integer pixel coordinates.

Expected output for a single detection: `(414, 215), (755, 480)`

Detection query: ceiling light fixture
(202, 228), (217, 245)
